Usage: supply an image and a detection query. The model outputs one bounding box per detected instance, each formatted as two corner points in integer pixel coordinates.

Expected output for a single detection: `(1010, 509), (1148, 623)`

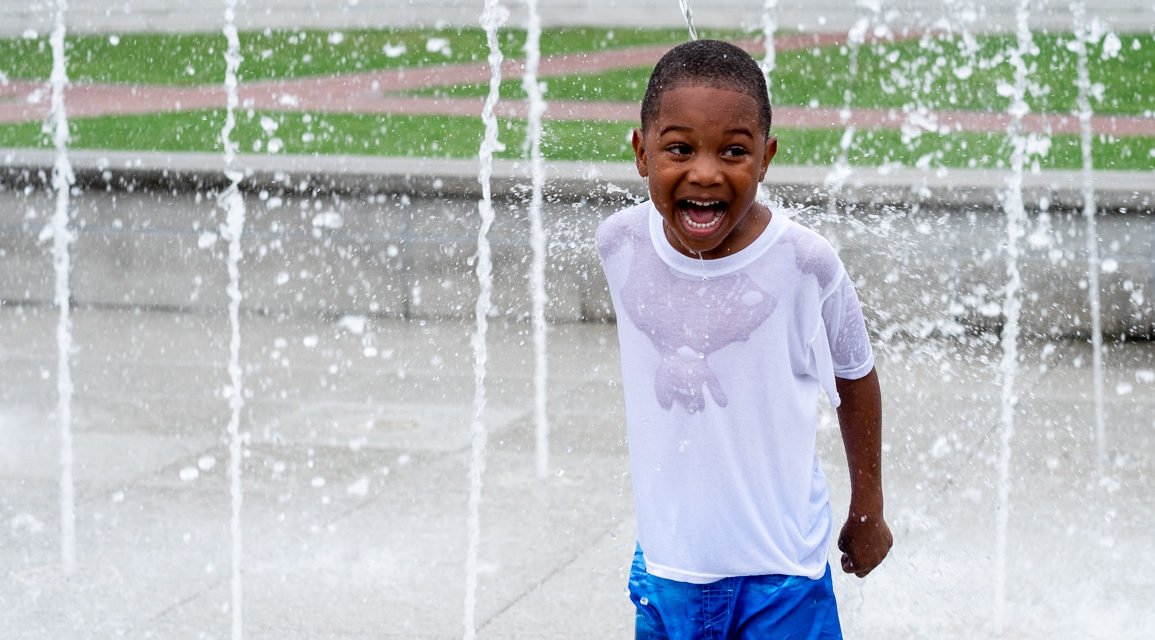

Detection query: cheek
(734, 168), (761, 190)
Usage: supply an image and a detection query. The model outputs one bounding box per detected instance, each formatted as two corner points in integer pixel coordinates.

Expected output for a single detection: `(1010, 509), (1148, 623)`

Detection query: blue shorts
(628, 545), (843, 640)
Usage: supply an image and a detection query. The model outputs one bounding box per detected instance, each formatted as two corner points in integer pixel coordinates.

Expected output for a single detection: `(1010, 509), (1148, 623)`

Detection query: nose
(686, 153), (722, 186)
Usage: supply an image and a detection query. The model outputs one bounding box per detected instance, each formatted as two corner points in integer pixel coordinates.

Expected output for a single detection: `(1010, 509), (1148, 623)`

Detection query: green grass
(0, 26), (731, 86)
(795, 31), (1155, 116)
(416, 31), (1155, 116)
(0, 27), (1152, 169)
(1, 110), (1151, 171)
(17, 27), (1151, 115)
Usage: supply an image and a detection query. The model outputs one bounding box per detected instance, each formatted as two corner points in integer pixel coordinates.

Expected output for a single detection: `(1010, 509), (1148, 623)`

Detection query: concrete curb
(2, 148), (1152, 337)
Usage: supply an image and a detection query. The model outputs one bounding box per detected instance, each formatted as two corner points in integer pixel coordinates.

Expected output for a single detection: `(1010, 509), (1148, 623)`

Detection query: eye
(666, 143), (691, 156)
(722, 146), (749, 157)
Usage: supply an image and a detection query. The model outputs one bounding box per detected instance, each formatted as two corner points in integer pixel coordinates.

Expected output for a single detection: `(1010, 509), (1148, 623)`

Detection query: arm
(834, 367), (892, 577)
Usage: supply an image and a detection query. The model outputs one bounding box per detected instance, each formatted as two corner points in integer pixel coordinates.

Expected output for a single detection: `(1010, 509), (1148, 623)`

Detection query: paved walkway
(3, 305), (1153, 639)
(2, 34), (1154, 139)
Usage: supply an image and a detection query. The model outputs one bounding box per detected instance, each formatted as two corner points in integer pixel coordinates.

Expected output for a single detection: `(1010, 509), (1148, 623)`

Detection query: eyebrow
(658, 124), (757, 138)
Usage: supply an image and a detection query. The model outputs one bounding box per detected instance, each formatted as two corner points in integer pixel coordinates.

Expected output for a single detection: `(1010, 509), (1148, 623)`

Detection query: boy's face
(633, 85), (777, 259)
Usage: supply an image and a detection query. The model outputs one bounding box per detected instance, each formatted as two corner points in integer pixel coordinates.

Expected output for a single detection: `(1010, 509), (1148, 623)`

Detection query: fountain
(0, 1), (1153, 639)
(992, 0), (1030, 630)
(47, 0), (76, 580)
(219, 1), (247, 637)
(522, 0), (551, 482)
(1070, 0), (1108, 474)
(463, 1), (508, 637)
(679, 0), (700, 40)
(760, 0), (778, 99)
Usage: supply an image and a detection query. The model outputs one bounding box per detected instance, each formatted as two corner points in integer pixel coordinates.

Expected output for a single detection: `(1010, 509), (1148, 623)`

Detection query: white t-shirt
(596, 201), (874, 583)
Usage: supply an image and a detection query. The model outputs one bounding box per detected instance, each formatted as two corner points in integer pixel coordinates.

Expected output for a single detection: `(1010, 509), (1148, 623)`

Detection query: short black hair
(640, 39), (773, 137)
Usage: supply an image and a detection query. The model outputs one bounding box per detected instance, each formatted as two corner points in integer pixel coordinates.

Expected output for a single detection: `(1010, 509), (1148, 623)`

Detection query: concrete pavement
(2, 302), (1154, 638)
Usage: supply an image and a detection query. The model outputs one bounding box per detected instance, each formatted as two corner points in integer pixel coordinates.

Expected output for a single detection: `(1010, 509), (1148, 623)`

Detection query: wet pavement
(2, 302), (1154, 638)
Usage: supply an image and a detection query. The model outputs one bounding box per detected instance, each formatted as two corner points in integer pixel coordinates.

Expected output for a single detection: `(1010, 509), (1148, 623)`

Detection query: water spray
(824, 1), (876, 203)
(993, 0), (1033, 632)
(760, 0), (779, 101)
(1070, 0), (1107, 476)
(464, 1), (508, 637)
(678, 0), (699, 40)
(523, 0), (552, 481)
(48, 0), (76, 579)
(220, 1), (247, 637)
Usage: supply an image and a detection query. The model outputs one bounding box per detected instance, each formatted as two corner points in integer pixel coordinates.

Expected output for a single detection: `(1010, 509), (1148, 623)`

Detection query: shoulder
(776, 215), (845, 292)
(596, 201), (650, 259)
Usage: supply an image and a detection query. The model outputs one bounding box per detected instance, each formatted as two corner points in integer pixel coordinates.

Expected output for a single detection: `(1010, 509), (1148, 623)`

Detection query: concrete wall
(1, 151), (1152, 338)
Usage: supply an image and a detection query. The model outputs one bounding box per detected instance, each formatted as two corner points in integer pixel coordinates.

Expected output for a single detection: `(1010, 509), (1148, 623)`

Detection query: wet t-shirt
(596, 201), (874, 583)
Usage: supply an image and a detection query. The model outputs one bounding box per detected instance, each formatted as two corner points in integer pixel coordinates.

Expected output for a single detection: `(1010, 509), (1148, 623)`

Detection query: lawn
(0, 26), (732, 85)
(2, 109), (1148, 172)
(0, 26), (1152, 171)
(412, 31), (1155, 116)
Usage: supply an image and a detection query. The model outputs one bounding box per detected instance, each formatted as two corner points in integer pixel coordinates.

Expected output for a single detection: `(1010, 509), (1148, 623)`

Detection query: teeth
(681, 209), (723, 230)
(687, 199), (721, 208)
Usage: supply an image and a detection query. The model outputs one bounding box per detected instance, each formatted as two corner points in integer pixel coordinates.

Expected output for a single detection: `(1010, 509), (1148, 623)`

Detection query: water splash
(464, 1), (508, 638)
(522, 0), (551, 480)
(1070, 0), (1106, 474)
(993, 0), (1032, 632)
(219, 2), (246, 637)
(678, 0), (698, 40)
(760, 0), (778, 102)
(48, 0), (76, 578)
(824, 1), (875, 196)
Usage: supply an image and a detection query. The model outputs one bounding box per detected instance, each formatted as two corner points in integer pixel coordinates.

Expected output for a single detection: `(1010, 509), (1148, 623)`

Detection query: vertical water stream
(1070, 0), (1107, 474)
(48, 0), (76, 579)
(523, 0), (551, 481)
(220, 2), (247, 637)
(993, 0), (1032, 632)
(760, 0), (778, 101)
(464, 1), (508, 638)
(825, 1), (874, 196)
(678, 0), (699, 40)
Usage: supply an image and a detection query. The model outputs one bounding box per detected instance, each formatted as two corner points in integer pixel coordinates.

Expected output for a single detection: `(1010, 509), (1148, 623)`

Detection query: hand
(837, 511), (892, 578)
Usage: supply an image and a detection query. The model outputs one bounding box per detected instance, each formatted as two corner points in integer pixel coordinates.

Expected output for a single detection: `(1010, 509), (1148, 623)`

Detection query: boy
(595, 40), (892, 639)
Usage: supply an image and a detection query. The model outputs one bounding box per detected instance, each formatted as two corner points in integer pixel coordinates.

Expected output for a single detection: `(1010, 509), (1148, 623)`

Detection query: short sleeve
(821, 271), (874, 380)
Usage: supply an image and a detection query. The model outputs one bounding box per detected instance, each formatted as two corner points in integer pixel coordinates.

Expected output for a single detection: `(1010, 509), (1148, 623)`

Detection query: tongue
(685, 204), (718, 224)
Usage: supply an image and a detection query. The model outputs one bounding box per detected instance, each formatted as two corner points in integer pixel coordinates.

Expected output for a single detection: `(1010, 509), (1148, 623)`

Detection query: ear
(759, 135), (777, 181)
(631, 128), (648, 178)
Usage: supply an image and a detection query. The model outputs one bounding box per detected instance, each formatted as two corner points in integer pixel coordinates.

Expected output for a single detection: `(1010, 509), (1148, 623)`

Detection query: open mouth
(678, 199), (727, 232)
